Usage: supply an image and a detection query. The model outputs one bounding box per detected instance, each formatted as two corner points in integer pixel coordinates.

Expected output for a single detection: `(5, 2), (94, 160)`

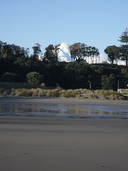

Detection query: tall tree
(88, 46), (99, 63)
(119, 28), (128, 44)
(32, 43), (41, 58)
(0, 41), (29, 60)
(118, 28), (128, 66)
(104, 45), (119, 64)
(119, 45), (128, 66)
(69, 43), (99, 63)
(0, 41), (4, 58)
(69, 43), (87, 61)
(44, 44), (58, 62)
(2, 43), (14, 59)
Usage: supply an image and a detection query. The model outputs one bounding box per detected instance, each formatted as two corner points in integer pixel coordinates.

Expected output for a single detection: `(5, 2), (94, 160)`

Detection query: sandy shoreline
(0, 97), (128, 171)
(0, 96), (128, 104)
(0, 116), (128, 171)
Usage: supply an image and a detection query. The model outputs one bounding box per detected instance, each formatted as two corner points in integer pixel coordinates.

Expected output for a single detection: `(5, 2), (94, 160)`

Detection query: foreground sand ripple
(0, 116), (128, 171)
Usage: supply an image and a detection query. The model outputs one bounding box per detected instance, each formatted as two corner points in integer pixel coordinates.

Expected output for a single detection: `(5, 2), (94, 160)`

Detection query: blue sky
(0, 0), (128, 56)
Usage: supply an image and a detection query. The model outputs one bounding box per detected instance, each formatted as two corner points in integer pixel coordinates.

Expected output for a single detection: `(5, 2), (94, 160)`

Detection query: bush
(1, 72), (20, 82)
(26, 72), (43, 84)
(15, 88), (32, 96)
(102, 90), (124, 100)
(0, 88), (11, 96)
(46, 90), (60, 97)
(101, 74), (116, 90)
(62, 90), (78, 97)
(31, 88), (46, 97)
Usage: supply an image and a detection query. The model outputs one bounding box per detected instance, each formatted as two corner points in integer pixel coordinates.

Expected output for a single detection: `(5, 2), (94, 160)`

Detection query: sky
(0, 0), (128, 60)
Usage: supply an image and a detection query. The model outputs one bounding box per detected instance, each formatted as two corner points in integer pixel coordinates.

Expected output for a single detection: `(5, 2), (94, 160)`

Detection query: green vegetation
(101, 74), (116, 90)
(61, 89), (80, 97)
(26, 72), (43, 84)
(1, 72), (20, 82)
(104, 28), (128, 66)
(69, 43), (99, 62)
(104, 45), (119, 64)
(0, 29), (128, 93)
(0, 87), (126, 100)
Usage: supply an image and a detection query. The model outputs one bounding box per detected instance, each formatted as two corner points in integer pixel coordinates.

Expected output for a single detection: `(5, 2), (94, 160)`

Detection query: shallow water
(0, 97), (128, 119)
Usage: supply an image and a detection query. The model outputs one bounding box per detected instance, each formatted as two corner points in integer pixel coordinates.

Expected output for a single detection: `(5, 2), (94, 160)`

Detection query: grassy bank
(0, 82), (126, 100)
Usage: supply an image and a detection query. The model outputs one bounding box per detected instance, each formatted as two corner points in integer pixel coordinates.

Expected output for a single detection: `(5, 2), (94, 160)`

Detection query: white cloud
(58, 43), (71, 62)
(99, 54), (108, 63)
(57, 43), (126, 66)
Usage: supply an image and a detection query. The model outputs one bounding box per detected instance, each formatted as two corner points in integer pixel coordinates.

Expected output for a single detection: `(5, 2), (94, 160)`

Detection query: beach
(0, 115), (128, 171)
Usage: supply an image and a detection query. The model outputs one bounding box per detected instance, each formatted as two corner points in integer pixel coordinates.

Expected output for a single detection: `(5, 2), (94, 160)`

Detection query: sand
(0, 116), (128, 171)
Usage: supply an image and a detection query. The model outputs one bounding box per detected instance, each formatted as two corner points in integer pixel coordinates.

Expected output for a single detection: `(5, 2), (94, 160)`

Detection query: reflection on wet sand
(0, 97), (127, 119)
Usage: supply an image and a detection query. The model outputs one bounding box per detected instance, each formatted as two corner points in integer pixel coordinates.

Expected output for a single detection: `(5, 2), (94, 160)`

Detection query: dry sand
(0, 116), (128, 171)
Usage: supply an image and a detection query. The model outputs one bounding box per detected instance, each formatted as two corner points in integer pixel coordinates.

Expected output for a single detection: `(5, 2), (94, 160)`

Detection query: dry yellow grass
(0, 87), (126, 100)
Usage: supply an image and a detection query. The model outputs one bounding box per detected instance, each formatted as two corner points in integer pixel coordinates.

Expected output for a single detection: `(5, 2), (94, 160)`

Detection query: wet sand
(0, 97), (128, 119)
(0, 116), (128, 171)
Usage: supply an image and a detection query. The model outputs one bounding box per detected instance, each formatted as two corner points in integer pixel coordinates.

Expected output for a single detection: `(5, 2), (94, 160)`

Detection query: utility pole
(118, 80), (120, 90)
(88, 81), (91, 90)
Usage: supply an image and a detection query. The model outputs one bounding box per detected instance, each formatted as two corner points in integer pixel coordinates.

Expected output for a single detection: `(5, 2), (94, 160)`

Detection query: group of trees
(69, 43), (99, 63)
(0, 29), (128, 90)
(105, 28), (128, 66)
(1, 28), (128, 65)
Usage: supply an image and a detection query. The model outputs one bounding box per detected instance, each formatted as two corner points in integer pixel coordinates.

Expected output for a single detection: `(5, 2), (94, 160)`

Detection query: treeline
(0, 52), (127, 90)
(0, 29), (128, 90)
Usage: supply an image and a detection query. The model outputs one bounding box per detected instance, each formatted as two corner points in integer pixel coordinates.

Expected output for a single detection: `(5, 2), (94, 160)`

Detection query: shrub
(26, 72), (43, 84)
(47, 90), (60, 97)
(62, 90), (78, 97)
(101, 74), (116, 90)
(102, 90), (117, 96)
(15, 88), (32, 96)
(1, 72), (20, 82)
(31, 88), (46, 97)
